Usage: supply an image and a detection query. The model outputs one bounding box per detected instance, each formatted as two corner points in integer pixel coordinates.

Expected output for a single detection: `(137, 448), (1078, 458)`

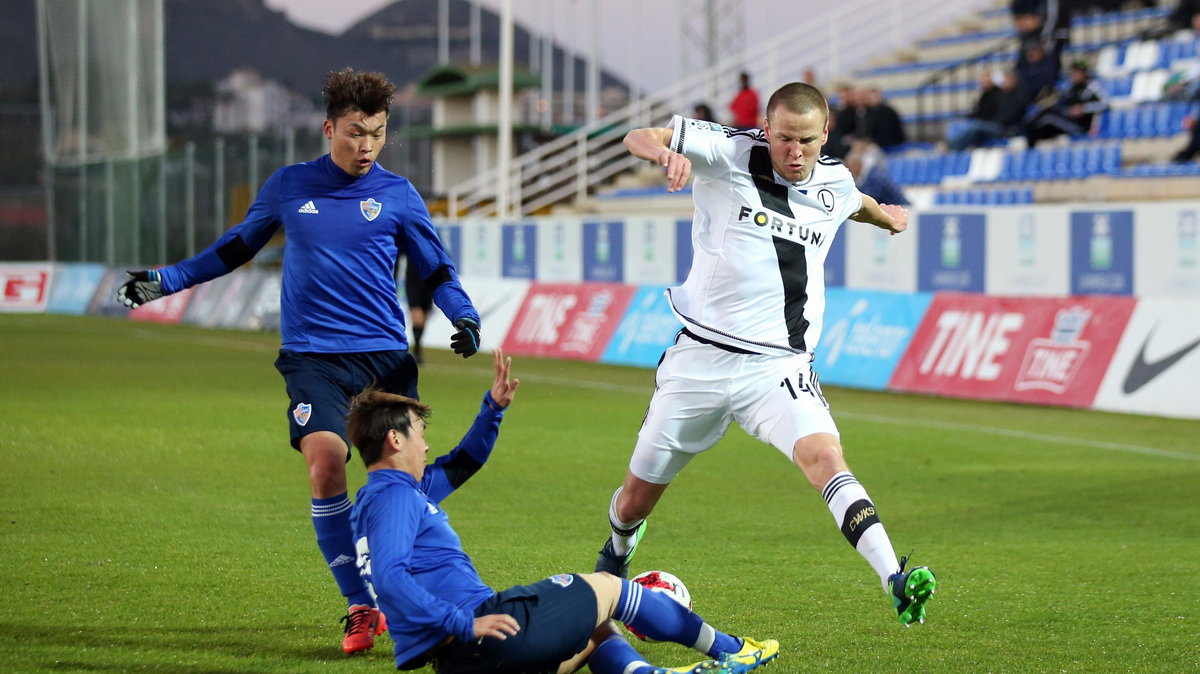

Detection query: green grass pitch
(2, 314), (1198, 673)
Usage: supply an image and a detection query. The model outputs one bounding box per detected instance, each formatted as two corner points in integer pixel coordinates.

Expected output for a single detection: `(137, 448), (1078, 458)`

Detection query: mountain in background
(2, 0), (627, 112)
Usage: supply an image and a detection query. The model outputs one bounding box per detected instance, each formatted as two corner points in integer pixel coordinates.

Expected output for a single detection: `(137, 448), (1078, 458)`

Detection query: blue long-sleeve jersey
(157, 155), (478, 353)
(350, 393), (506, 668)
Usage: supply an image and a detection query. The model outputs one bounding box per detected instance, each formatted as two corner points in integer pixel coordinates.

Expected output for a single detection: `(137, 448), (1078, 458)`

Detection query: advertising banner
(815, 288), (933, 390)
(1070, 209), (1134, 295)
(601, 285), (681, 368)
(583, 220), (624, 282)
(890, 293), (1135, 407)
(502, 282), (636, 361)
(502, 222), (538, 279)
(181, 274), (253, 328)
(47, 263), (107, 315)
(424, 277), (531, 353)
(917, 212), (986, 292)
(624, 216), (678, 285)
(844, 216), (918, 293)
(87, 269), (134, 318)
(130, 286), (195, 324)
(1132, 202), (1200, 298)
(457, 219), (502, 279)
(0, 263), (52, 313)
(537, 217), (583, 282)
(1093, 297), (1200, 419)
(985, 206), (1071, 296)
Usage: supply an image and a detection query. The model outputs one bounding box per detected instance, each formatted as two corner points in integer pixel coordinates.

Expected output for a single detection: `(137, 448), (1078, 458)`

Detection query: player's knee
(792, 434), (846, 486)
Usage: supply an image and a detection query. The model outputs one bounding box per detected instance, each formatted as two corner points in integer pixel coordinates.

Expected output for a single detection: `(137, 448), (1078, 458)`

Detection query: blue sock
(614, 579), (742, 657)
(588, 635), (653, 674)
(312, 494), (372, 607)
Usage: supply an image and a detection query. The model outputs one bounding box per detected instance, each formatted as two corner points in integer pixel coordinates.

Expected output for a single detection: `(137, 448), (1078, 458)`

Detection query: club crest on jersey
(360, 198), (382, 221)
(548, 573), (574, 588)
(817, 188), (835, 212)
(292, 402), (312, 426)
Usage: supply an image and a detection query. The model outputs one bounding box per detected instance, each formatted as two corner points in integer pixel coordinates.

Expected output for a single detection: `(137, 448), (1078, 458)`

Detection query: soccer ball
(623, 570), (692, 641)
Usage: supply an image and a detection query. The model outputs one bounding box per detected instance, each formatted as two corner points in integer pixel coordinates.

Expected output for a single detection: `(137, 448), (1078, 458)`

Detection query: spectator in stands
(1171, 105), (1200, 163)
(1025, 59), (1107, 147)
(824, 107), (851, 159)
(1169, 0), (1200, 34)
(833, 83), (863, 140)
(693, 102), (716, 123)
(948, 70), (1030, 150)
(844, 139), (910, 206)
(1016, 40), (1061, 103)
(861, 86), (907, 150)
(728, 71), (761, 129)
(947, 71), (1005, 151)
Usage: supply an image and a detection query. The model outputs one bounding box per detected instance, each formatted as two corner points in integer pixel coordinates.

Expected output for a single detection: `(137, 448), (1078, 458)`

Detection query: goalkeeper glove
(450, 317), (481, 358)
(117, 269), (164, 309)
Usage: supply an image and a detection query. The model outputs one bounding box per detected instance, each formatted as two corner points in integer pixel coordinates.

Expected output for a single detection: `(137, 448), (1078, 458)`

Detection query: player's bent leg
(301, 431), (351, 497)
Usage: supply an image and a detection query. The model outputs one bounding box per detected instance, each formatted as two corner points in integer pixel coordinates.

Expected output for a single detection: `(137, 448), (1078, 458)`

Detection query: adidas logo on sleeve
(298, 200), (319, 214)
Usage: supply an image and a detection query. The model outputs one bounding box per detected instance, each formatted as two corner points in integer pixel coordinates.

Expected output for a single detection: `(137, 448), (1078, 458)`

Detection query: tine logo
(360, 198), (382, 221)
(292, 402), (312, 426)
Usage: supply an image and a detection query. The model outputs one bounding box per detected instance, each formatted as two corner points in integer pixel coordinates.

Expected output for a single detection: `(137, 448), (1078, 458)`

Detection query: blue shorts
(273, 349), (418, 453)
(432, 574), (598, 674)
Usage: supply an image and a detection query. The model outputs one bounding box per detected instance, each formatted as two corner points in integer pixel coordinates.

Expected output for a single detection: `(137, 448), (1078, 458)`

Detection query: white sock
(608, 487), (644, 557)
(822, 471), (900, 587)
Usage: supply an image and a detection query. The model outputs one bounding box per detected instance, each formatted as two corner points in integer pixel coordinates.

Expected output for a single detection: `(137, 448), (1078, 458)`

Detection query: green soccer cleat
(887, 555), (936, 626)
(594, 520), (647, 579)
(719, 637), (779, 672)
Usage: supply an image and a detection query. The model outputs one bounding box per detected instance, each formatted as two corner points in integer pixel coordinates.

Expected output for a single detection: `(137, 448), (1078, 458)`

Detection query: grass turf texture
(2, 314), (1198, 673)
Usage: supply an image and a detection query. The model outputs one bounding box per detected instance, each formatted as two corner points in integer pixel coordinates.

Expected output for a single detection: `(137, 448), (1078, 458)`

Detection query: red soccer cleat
(340, 605), (386, 654)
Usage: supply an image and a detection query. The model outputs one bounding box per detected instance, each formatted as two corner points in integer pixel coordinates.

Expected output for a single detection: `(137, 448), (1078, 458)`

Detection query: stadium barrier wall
(5, 195), (1199, 419)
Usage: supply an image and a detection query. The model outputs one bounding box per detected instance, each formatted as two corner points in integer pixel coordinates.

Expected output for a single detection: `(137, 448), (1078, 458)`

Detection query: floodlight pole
(497, 0), (513, 219)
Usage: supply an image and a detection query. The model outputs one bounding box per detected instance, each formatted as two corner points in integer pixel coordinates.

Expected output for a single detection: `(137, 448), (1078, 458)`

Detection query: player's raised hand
(473, 613), (520, 641)
(450, 317), (481, 358)
(116, 269), (164, 308)
(656, 147), (692, 193)
(879, 203), (909, 235)
(489, 348), (519, 408)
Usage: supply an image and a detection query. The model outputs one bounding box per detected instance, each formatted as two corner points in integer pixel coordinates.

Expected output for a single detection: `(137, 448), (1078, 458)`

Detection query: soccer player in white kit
(594, 83), (936, 626)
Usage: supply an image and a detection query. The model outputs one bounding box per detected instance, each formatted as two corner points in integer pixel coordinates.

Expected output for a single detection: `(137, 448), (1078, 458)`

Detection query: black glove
(450, 317), (481, 358)
(116, 269), (163, 309)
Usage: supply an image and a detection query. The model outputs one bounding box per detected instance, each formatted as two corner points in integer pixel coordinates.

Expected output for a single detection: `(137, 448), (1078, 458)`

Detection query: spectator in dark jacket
(861, 87), (907, 149)
(948, 70), (1031, 150)
(1025, 59), (1107, 147)
(1017, 40), (1061, 103)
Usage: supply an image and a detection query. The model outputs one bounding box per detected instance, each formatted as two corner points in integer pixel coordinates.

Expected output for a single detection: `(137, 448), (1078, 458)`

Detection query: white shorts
(629, 332), (839, 484)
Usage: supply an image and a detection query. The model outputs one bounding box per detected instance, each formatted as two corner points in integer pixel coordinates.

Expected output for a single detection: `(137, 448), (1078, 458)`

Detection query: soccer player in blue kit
(347, 349), (778, 674)
(116, 68), (481, 654)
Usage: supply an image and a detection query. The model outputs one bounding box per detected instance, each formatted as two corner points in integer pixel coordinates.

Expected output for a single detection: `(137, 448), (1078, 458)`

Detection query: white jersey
(667, 115), (863, 356)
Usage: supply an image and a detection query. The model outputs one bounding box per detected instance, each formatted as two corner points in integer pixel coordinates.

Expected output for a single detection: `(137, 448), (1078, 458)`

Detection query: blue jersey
(157, 154), (478, 353)
(351, 393), (506, 667)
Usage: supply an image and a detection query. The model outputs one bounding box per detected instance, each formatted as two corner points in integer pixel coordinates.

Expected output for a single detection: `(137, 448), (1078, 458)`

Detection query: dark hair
(346, 387), (431, 467)
(322, 68), (398, 121)
(766, 82), (829, 124)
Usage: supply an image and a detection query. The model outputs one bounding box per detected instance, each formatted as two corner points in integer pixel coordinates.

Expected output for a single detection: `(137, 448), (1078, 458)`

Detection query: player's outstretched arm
(624, 127), (691, 192)
(849, 193), (908, 235)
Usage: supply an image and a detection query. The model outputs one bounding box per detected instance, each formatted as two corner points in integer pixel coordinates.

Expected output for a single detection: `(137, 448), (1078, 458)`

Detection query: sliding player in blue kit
(347, 349), (778, 674)
(116, 68), (482, 654)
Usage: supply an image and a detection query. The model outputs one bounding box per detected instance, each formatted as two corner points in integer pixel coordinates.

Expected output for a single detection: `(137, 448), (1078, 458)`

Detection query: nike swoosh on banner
(1122, 330), (1200, 394)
